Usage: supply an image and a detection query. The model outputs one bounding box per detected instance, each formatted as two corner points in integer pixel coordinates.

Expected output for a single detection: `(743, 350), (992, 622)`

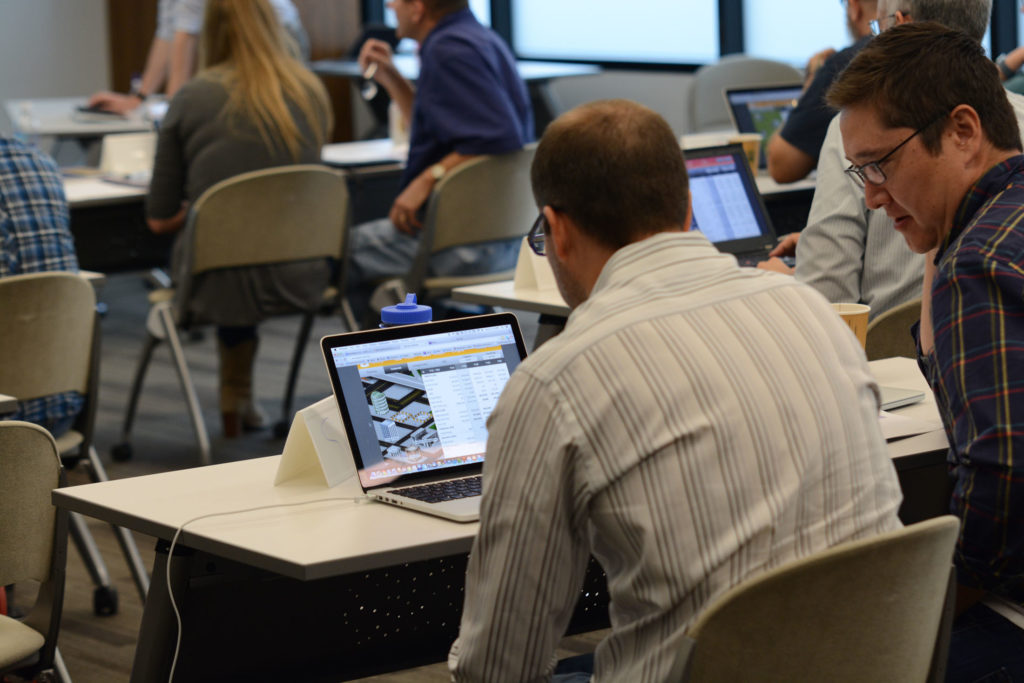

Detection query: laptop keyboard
(390, 475), (482, 503)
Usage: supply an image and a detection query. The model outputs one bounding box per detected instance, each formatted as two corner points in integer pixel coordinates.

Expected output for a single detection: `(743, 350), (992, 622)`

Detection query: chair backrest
(405, 145), (537, 295)
(0, 421), (67, 657)
(187, 164), (350, 275)
(687, 55), (803, 133)
(680, 516), (960, 683)
(866, 297), (922, 361)
(0, 272), (96, 400)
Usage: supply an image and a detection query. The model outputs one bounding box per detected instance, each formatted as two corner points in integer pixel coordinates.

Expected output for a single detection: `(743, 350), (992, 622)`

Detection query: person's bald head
(531, 99), (690, 250)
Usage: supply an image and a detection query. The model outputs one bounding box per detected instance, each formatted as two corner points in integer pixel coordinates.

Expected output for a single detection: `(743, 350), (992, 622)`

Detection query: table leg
(129, 541), (192, 683)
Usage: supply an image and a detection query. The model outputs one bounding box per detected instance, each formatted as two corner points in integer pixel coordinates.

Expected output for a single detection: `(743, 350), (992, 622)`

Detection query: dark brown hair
(531, 99), (689, 250)
(827, 22), (1020, 154)
(421, 0), (469, 17)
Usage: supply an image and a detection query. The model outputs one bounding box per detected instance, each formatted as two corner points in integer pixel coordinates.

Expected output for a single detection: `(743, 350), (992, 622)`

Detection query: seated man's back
(450, 99), (903, 682)
(0, 135), (82, 434)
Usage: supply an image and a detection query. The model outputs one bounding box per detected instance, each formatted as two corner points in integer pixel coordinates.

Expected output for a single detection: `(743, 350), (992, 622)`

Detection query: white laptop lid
(99, 131), (156, 179)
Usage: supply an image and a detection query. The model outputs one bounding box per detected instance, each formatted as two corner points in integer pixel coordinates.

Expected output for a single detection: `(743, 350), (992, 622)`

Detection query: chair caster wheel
(93, 585), (119, 616)
(273, 421), (289, 439)
(111, 442), (133, 461)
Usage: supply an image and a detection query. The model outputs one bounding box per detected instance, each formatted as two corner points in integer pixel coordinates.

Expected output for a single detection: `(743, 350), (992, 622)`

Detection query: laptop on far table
(321, 313), (528, 523)
(685, 143), (783, 267)
(724, 83), (803, 170)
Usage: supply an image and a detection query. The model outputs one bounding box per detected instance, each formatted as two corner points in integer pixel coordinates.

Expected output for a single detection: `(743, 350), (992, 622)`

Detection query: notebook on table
(724, 83), (803, 169)
(685, 143), (781, 266)
(321, 313), (528, 522)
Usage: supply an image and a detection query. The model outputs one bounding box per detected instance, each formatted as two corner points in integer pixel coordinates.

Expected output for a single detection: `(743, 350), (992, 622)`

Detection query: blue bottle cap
(380, 293), (432, 326)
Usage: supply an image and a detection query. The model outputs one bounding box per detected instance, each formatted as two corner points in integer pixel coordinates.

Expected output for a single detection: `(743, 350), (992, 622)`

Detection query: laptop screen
(685, 144), (775, 255)
(322, 313), (527, 491)
(725, 84), (803, 168)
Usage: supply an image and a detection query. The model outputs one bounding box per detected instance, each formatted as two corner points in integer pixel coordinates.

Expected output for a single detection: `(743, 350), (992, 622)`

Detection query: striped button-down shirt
(918, 154), (1024, 603)
(450, 231), (903, 682)
(0, 135), (82, 430)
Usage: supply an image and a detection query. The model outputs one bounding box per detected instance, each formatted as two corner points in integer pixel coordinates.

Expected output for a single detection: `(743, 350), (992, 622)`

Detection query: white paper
(513, 236), (558, 291)
(275, 396), (356, 488)
(877, 410), (943, 442)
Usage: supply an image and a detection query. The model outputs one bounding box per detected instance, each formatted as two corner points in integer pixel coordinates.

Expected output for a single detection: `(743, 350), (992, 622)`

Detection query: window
(380, 0), (491, 27)
(511, 0), (718, 65)
(743, 0), (850, 66)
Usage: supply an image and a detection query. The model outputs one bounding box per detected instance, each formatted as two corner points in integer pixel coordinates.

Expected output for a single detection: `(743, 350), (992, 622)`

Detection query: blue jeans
(553, 652), (594, 682)
(346, 217), (521, 322)
(947, 603), (1024, 682)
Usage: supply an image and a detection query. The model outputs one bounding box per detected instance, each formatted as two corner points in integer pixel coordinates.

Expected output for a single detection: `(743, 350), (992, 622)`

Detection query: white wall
(0, 0), (110, 132)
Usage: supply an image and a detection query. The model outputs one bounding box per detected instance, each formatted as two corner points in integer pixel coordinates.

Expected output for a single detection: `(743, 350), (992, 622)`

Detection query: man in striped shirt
(831, 23), (1024, 679)
(448, 99), (904, 682)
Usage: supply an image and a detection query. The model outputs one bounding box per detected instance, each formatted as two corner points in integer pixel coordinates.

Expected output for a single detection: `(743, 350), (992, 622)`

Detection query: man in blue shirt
(0, 136), (83, 435)
(350, 0), (533, 318)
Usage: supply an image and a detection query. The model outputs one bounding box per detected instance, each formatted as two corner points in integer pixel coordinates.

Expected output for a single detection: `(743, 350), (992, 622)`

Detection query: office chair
(687, 55), (803, 133)
(865, 297), (922, 361)
(0, 421), (71, 683)
(375, 145), (537, 312)
(112, 165), (355, 461)
(674, 515), (960, 683)
(0, 272), (149, 615)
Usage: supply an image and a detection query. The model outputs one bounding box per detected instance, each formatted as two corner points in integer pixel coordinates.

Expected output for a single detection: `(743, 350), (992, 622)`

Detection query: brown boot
(218, 337), (265, 438)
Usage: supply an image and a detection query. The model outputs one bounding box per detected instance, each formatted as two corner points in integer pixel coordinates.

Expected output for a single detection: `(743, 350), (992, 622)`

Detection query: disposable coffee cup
(729, 132), (763, 171)
(832, 303), (871, 349)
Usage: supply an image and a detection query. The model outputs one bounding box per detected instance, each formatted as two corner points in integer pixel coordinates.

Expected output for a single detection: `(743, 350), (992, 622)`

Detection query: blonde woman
(147, 0), (332, 437)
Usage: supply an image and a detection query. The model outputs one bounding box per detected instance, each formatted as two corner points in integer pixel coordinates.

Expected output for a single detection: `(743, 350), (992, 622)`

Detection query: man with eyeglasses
(832, 23), (1024, 680)
(448, 99), (903, 682)
(765, 0), (877, 183)
(759, 0), (1024, 324)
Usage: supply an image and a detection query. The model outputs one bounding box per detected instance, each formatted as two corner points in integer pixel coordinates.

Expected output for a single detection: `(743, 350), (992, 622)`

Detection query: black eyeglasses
(528, 212), (547, 256)
(844, 111), (949, 187)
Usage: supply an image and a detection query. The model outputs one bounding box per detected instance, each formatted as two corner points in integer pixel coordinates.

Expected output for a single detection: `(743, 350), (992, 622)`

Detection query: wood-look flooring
(7, 271), (606, 683)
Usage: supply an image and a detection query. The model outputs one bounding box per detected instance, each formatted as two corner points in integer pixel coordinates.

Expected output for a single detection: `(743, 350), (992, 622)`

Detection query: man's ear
(683, 195), (693, 232)
(893, 10), (912, 26)
(543, 205), (573, 262)
(948, 104), (983, 153)
(410, 0), (426, 23)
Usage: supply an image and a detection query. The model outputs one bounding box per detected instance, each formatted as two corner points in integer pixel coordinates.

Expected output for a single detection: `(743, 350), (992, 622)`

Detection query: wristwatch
(429, 163), (446, 181)
(996, 53), (1018, 80)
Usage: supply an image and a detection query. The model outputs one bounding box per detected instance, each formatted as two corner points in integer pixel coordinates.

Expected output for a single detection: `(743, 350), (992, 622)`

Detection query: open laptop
(99, 131), (156, 187)
(724, 83), (803, 170)
(321, 312), (528, 522)
(685, 144), (781, 266)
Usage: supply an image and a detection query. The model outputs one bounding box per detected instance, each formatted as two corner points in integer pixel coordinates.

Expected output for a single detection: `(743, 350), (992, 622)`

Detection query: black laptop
(685, 143), (779, 266)
(724, 83), (803, 169)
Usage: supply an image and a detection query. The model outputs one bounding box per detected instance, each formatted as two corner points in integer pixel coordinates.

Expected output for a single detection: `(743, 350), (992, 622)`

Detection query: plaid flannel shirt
(0, 136), (83, 431)
(918, 154), (1024, 602)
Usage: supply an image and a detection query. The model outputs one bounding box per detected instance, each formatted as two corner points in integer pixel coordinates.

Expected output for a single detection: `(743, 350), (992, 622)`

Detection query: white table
(312, 56), (600, 131)
(53, 457), (489, 681)
(51, 356), (948, 680)
(453, 281), (568, 318)
(312, 55), (600, 83)
(6, 97), (154, 138)
(63, 175), (147, 209)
